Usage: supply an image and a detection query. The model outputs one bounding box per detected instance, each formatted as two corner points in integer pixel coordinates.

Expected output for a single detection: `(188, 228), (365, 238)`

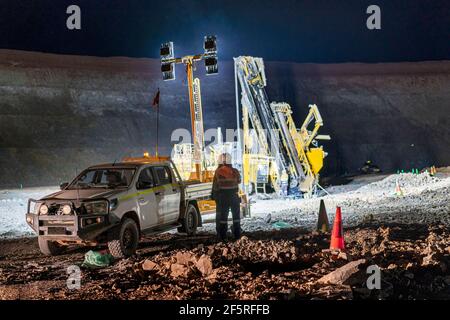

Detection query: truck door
(152, 165), (181, 224)
(135, 167), (158, 229)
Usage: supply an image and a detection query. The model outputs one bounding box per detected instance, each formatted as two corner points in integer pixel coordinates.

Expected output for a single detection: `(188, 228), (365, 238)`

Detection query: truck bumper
(26, 212), (114, 241)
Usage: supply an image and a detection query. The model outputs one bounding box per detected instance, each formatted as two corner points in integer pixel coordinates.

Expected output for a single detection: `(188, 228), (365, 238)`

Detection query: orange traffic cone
(330, 206), (345, 250)
(317, 199), (330, 232)
(395, 178), (403, 196)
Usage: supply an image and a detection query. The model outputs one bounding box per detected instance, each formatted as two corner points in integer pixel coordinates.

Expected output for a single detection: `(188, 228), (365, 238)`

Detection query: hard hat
(218, 153), (232, 165)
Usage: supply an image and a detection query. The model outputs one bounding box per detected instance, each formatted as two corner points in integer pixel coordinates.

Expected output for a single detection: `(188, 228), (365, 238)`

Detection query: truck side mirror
(136, 181), (153, 190)
(60, 182), (69, 190)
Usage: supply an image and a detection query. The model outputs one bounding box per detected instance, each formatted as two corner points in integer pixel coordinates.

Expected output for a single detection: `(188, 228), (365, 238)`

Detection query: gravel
(1, 173), (449, 239)
(198, 173), (450, 234)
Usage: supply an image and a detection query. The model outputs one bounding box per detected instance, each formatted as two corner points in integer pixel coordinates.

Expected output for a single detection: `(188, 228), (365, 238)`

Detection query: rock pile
(142, 251), (215, 278)
(0, 224), (448, 300)
(357, 173), (440, 193)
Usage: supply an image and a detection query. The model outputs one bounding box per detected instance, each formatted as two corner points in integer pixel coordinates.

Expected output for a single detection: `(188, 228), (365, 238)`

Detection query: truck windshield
(68, 168), (136, 189)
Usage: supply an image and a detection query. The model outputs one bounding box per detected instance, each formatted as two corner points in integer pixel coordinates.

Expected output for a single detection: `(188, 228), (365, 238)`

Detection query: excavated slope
(0, 50), (449, 187)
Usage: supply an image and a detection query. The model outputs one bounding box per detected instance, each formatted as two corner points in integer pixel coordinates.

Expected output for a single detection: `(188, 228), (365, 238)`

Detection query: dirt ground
(0, 222), (449, 300)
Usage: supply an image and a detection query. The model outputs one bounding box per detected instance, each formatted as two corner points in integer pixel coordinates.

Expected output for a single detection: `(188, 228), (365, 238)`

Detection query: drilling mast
(234, 56), (330, 196)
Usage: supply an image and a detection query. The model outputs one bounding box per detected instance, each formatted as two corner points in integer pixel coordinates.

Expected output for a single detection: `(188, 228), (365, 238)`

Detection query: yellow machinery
(271, 102), (330, 194)
(234, 56), (330, 196)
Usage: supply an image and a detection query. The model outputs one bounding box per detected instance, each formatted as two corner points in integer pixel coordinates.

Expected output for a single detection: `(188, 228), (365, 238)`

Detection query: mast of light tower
(160, 36), (218, 182)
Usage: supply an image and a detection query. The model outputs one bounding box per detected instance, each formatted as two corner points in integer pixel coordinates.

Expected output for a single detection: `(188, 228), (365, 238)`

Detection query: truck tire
(108, 218), (139, 258)
(38, 237), (65, 256)
(178, 204), (199, 236)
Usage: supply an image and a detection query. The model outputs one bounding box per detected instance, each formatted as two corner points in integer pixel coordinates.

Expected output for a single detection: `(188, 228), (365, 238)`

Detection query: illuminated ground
(0, 172), (449, 300)
(2, 172), (450, 238)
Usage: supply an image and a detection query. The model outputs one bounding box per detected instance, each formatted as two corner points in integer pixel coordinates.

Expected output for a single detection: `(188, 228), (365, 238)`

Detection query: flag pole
(156, 92), (160, 158)
(152, 88), (161, 158)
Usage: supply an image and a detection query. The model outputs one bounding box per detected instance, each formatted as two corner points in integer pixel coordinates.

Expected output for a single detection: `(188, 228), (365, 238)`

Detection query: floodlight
(205, 57), (218, 75)
(204, 35), (217, 54)
(160, 42), (174, 61)
(161, 62), (175, 81)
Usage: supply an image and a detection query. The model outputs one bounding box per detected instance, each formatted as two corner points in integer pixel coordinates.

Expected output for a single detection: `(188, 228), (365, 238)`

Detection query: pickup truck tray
(184, 181), (213, 200)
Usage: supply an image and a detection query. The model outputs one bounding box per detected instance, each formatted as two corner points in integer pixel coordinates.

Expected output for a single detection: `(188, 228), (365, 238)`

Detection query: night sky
(0, 0), (449, 63)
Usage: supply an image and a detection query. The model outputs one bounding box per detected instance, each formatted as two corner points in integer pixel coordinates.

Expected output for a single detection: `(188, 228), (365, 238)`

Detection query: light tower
(160, 36), (218, 182)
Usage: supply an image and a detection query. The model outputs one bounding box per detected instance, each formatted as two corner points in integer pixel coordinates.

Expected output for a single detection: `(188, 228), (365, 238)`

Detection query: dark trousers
(215, 189), (241, 240)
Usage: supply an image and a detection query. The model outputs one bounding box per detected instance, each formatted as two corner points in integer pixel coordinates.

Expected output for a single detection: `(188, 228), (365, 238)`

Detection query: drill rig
(234, 56), (330, 197)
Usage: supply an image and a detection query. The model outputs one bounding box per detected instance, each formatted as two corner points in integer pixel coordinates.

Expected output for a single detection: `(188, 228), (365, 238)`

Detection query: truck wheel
(178, 204), (199, 236)
(108, 218), (139, 258)
(38, 237), (65, 256)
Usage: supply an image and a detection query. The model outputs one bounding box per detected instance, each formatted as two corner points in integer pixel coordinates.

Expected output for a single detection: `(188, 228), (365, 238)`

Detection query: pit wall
(0, 50), (449, 187)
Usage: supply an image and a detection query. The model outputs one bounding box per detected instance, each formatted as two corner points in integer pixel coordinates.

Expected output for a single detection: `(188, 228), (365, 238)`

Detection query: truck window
(69, 168), (135, 189)
(137, 168), (155, 190)
(152, 166), (172, 185)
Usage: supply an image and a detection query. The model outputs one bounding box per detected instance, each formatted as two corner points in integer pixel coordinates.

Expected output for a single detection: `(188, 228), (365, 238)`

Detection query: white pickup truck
(26, 156), (250, 258)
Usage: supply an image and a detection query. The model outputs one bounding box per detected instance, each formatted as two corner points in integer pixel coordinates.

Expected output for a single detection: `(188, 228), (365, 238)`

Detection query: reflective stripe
(220, 221), (228, 224)
(233, 219), (240, 223)
(119, 183), (177, 202)
(218, 186), (239, 190)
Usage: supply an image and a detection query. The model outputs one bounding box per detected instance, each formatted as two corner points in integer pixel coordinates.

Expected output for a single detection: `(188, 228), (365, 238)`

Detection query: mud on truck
(26, 156), (250, 258)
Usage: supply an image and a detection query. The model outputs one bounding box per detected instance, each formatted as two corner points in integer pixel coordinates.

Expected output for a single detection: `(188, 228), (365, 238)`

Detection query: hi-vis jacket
(212, 164), (241, 192)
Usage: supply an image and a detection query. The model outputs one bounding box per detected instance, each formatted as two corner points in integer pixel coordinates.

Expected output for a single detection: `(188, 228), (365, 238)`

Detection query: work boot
(217, 225), (228, 242)
(232, 226), (242, 240)
(216, 234), (227, 243)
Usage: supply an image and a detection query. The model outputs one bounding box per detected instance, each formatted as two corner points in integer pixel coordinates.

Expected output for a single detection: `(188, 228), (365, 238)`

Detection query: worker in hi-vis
(280, 169), (289, 196)
(212, 153), (241, 241)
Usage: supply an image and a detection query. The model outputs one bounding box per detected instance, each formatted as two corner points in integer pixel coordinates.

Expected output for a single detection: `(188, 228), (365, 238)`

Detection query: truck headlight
(62, 204), (72, 215)
(83, 201), (108, 215)
(109, 198), (118, 211)
(39, 204), (49, 215)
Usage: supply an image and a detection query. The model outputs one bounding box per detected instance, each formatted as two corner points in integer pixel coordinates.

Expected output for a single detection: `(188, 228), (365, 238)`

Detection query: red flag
(152, 88), (160, 108)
